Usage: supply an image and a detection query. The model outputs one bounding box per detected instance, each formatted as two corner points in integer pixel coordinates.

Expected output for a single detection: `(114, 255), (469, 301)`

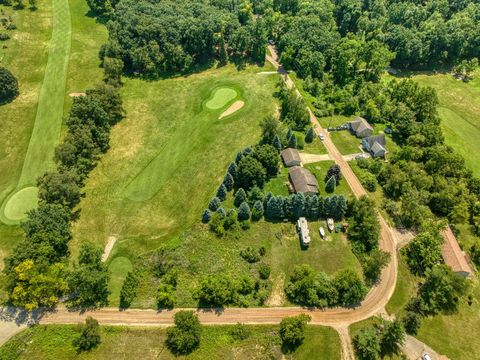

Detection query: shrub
(353, 327), (380, 360)
(208, 197), (221, 211)
(402, 311), (421, 335)
(73, 317), (101, 353)
(209, 212), (225, 236)
(195, 275), (236, 306)
(201, 209), (212, 223)
(238, 202), (251, 221)
(325, 164), (341, 184)
(165, 311), (201, 355)
(361, 172), (377, 192)
(119, 270), (139, 309)
(223, 172), (234, 191)
(230, 323), (250, 340)
(216, 207), (226, 218)
(224, 209), (239, 231)
(0, 66), (19, 104)
(258, 263), (271, 280)
(0, 33), (10, 41)
(239, 220), (250, 230)
(240, 247), (261, 263)
(157, 283), (176, 308)
(279, 314), (311, 350)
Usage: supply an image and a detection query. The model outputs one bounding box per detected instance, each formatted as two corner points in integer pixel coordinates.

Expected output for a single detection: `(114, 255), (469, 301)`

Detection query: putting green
(205, 87), (238, 110)
(3, 187), (39, 222)
(108, 256), (133, 304)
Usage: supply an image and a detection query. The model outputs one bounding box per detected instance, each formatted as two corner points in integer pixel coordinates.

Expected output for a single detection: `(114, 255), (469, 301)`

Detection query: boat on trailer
(327, 218), (334, 232)
(319, 227), (325, 238)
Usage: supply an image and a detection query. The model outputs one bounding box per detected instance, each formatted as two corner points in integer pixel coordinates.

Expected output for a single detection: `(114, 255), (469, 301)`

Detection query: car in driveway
(318, 134), (325, 141)
(422, 353), (432, 360)
(354, 154), (365, 160)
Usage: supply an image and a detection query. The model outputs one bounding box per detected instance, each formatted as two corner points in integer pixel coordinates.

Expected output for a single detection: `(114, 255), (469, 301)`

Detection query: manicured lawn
(107, 256), (133, 305)
(0, 324), (341, 360)
(385, 254), (418, 316)
(304, 161), (354, 198)
(413, 71), (480, 177)
(264, 166), (290, 196)
(329, 131), (362, 155)
(302, 137), (328, 154)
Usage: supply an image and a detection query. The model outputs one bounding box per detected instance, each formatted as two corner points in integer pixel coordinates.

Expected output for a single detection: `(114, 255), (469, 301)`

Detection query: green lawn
(413, 71), (480, 177)
(329, 131), (362, 155)
(0, 324), (341, 360)
(385, 254), (418, 316)
(107, 256), (133, 304)
(304, 161), (354, 198)
(264, 166), (290, 196)
(0, 0), (72, 225)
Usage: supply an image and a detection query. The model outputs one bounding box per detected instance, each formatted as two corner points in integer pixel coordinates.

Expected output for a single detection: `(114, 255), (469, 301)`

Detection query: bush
(195, 275), (236, 306)
(305, 127), (315, 143)
(361, 172), (377, 192)
(73, 317), (101, 353)
(230, 323), (250, 340)
(238, 202), (251, 221)
(234, 188), (247, 207)
(279, 314), (311, 350)
(402, 311), (421, 335)
(119, 271), (139, 309)
(157, 283), (176, 308)
(325, 164), (341, 184)
(209, 212), (225, 236)
(165, 311), (201, 355)
(258, 263), (271, 280)
(333, 269), (367, 307)
(0, 33), (10, 41)
(216, 184), (227, 201)
(223, 172), (234, 191)
(0, 66), (19, 104)
(240, 247), (261, 263)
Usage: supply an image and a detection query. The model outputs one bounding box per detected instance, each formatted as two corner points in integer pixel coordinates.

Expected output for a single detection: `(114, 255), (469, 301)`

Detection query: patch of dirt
(102, 236), (118, 262)
(265, 273), (286, 306)
(219, 100), (245, 119)
(69, 92), (86, 97)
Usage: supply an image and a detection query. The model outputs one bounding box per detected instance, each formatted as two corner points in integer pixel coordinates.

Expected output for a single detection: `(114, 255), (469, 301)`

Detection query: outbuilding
(281, 148), (302, 167)
(288, 166), (318, 194)
(349, 117), (373, 138)
(441, 226), (473, 277)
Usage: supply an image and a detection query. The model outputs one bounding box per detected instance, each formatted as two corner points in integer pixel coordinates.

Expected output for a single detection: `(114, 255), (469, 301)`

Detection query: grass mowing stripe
(18, 0), (71, 187)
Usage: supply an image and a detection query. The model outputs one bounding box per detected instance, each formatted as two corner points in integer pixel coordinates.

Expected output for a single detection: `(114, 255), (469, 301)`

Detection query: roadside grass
(329, 131), (362, 155)
(302, 136), (328, 154)
(0, 1), (52, 264)
(412, 71), (480, 177)
(107, 256), (132, 305)
(0, 324), (340, 360)
(385, 254), (418, 316)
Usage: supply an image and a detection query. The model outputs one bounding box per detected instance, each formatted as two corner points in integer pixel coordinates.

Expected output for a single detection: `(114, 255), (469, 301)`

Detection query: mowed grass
(0, 324), (341, 360)
(71, 64), (279, 256)
(304, 161), (354, 197)
(107, 256), (132, 304)
(0, 1), (53, 264)
(413, 71), (480, 177)
(205, 87), (238, 110)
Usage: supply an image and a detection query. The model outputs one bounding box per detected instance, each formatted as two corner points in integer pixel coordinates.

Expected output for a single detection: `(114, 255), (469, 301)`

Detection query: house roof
(288, 166), (318, 193)
(371, 141), (386, 156)
(281, 148), (301, 164)
(366, 134), (386, 148)
(350, 117), (373, 134)
(441, 226), (473, 276)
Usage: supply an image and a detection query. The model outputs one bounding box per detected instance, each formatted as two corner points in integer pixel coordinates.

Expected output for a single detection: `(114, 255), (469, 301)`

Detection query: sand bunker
(205, 87), (238, 110)
(3, 186), (38, 222)
(219, 100), (245, 119)
(69, 92), (86, 97)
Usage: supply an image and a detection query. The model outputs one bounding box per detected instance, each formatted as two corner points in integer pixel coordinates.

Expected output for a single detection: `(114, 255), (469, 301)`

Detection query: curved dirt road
(39, 48), (398, 329)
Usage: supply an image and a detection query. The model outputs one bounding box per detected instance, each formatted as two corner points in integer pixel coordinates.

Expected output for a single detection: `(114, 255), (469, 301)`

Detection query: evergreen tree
(216, 184), (227, 201)
(251, 200), (264, 221)
(234, 188), (247, 207)
(238, 202), (251, 221)
(283, 195), (294, 220)
(248, 186), (264, 205)
(263, 192), (273, 209)
(228, 162), (238, 179)
(223, 172), (234, 191)
(272, 134), (282, 151)
(305, 195), (319, 219)
(216, 207), (227, 218)
(219, 33), (228, 65)
(209, 197), (221, 211)
(325, 176), (336, 193)
(332, 195), (347, 220)
(266, 196), (284, 220)
(305, 127), (315, 143)
(325, 164), (342, 184)
(286, 128), (293, 140)
(292, 193), (306, 219)
(201, 209), (212, 223)
(288, 133), (298, 148)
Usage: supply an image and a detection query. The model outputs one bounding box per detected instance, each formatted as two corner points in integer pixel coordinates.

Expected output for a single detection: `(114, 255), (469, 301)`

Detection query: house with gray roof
(348, 117), (373, 138)
(281, 148), (301, 167)
(362, 134), (387, 158)
(288, 166), (318, 194)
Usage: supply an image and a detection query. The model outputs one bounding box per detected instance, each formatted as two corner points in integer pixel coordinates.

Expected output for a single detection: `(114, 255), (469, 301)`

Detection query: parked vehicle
(319, 227), (325, 238)
(421, 354), (432, 360)
(355, 154), (364, 160)
(327, 218), (334, 232)
(318, 133), (325, 141)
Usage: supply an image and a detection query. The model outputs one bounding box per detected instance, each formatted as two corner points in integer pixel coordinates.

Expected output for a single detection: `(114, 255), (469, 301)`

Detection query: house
(281, 148), (301, 167)
(297, 217), (311, 247)
(348, 117), (373, 138)
(288, 166), (318, 194)
(363, 134), (387, 158)
(441, 226), (473, 277)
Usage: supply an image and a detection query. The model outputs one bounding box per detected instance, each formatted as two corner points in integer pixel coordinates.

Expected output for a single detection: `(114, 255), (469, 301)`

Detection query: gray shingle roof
(288, 166), (318, 193)
(366, 134), (386, 148)
(350, 117), (373, 135)
(281, 148), (301, 164)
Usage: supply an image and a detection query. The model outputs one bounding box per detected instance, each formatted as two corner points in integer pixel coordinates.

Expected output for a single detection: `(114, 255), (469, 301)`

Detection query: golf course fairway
(0, 0), (71, 224)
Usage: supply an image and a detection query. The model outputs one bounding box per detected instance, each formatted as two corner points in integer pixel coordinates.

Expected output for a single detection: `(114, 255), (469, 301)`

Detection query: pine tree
(286, 128), (293, 140)
(228, 162), (238, 179)
(223, 172), (234, 191)
(305, 127), (315, 143)
(325, 176), (336, 193)
(293, 193), (306, 219)
(238, 202), (251, 221)
(252, 200), (264, 221)
(219, 34), (228, 65)
(209, 197), (221, 211)
(288, 134), (298, 149)
(201, 209), (212, 223)
(217, 184), (227, 201)
(266, 196), (284, 220)
(272, 134), (282, 151)
(234, 188), (247, 207)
